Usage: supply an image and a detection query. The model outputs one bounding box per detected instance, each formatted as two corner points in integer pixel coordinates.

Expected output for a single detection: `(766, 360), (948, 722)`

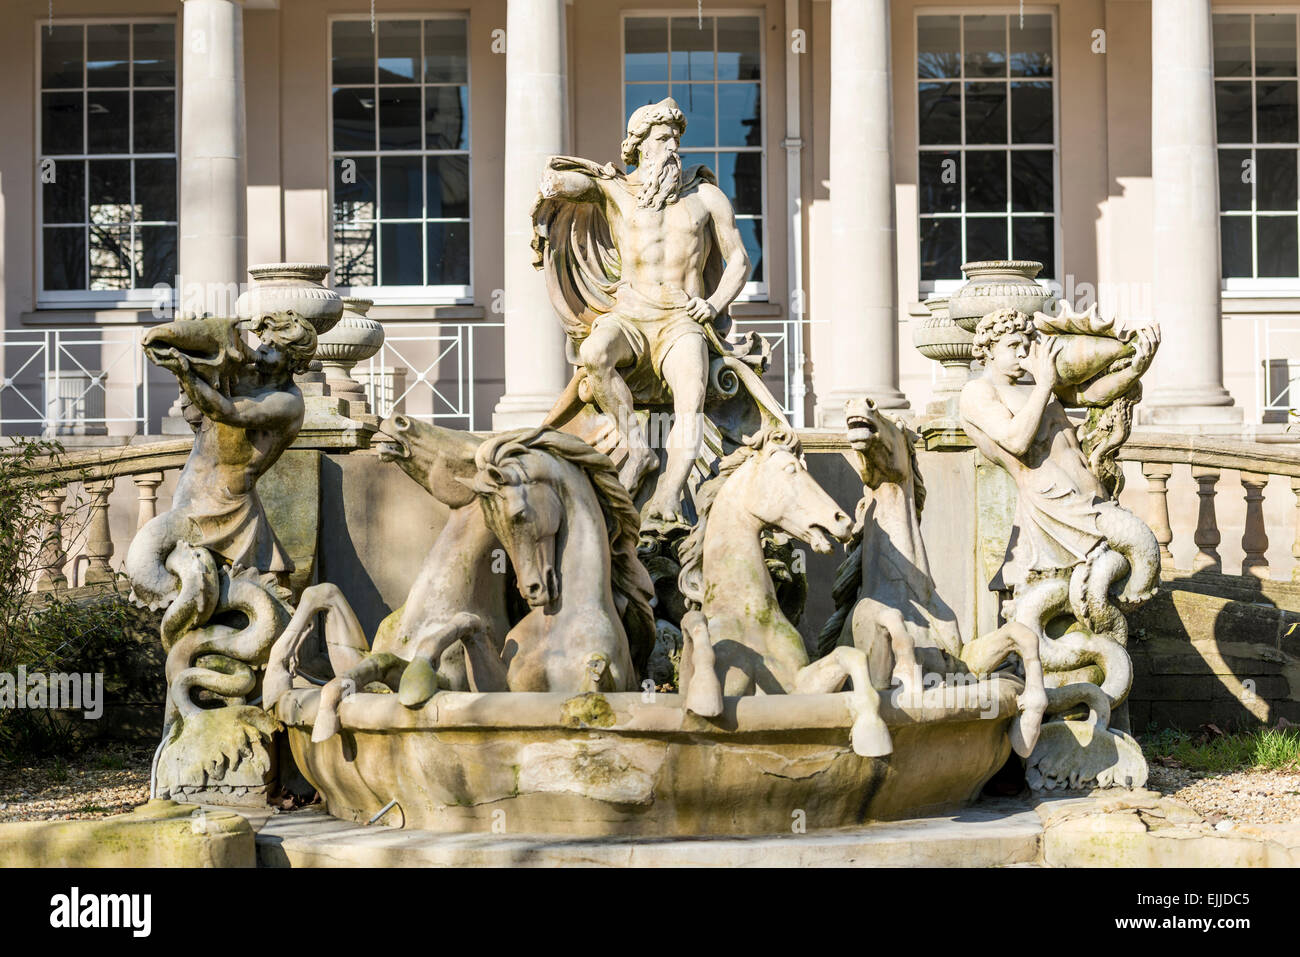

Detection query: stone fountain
(125, 99), (1163, 838)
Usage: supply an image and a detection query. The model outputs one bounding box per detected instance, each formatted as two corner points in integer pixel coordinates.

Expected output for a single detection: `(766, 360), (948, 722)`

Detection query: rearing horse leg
(795, 647), (892, 758)
(265, 583), (368, 709)
(679, 610), (723, 717)
(312, 652), (407, 743)
(961, 621), (1046, 758)
(397, 613), (491, 705)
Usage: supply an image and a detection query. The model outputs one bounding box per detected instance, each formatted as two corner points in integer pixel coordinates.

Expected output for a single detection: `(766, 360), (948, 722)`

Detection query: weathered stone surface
(0, 800), (254, 867)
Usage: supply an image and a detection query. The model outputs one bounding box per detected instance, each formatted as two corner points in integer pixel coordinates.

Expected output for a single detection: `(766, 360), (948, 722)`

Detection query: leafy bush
(0, 437), (131, 758)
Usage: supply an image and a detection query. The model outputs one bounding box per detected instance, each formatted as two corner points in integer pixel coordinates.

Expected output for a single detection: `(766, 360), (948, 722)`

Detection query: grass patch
(94, 753), (127, 771)
(1142, 724), (1300, 774)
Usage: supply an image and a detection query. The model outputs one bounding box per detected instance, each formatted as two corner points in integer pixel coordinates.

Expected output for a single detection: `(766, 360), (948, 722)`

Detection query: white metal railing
(1253, 317), (1300, 424)
(0, 328), (150, 436)
(365, 321), (505, 431)
(728, 317), (804, 425)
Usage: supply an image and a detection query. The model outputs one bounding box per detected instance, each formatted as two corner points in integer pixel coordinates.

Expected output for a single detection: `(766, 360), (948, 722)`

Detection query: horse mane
(677, 426), (801, 609)
(815, 413), (922, 657)
(475, 427), (657, 676)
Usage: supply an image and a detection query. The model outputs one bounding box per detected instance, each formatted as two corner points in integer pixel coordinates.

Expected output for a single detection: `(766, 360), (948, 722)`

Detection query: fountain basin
(277, 677), (1022, 837)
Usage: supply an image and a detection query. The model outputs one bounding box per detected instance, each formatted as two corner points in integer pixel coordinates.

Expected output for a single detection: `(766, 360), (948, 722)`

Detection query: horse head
(377, 414), (482, 509)
(845, 397), (912, 491)
(730, 427), (852, 554)
(471, 429), (566, 608)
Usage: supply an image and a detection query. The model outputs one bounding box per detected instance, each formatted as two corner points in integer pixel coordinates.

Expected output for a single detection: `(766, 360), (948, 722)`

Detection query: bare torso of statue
(603, 181), (721, 304)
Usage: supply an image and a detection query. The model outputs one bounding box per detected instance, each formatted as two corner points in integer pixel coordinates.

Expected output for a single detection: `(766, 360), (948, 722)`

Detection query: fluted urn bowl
(947, 260), (1052, 333)
(276, 678), (1022, 837)
(912, 295), (973, 365)
(235, 263), (344, 337)
(316, 297), (384, 365)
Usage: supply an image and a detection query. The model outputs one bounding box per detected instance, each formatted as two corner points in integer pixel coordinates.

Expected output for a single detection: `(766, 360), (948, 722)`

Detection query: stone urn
(317, 297), (384, 409)
(912, 296), (974, 414)
(947, 260), (1052, 333)
(235, 263), (345, 339)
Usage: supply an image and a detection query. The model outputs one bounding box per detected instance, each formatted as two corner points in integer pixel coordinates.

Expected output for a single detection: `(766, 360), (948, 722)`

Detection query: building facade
(1, 0), (1298, 437)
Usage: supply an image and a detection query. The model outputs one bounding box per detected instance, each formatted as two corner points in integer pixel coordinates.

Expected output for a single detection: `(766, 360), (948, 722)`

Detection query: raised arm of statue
(960, 337), (1063, 458)
(185, 373), (300, 432)
(539, 167), (604, 204)
(702, 184), (751, 318)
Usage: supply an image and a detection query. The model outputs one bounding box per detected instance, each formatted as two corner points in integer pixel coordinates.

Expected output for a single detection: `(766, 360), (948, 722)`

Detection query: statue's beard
(637, 152), (682, 210)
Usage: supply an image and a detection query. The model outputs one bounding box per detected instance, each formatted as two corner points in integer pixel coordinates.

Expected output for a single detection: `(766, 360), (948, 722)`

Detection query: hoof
(398, 658), (440, 708)
(262, 669), (292, 710)
(311, 708), (342, 743)
(684, 680), (723, 719)
(850, 714), (893, 758)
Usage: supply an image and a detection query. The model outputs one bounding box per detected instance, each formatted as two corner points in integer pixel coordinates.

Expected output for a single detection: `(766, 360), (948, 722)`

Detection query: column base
(493, 392), (564, 431)
(815, 388), (911, 428)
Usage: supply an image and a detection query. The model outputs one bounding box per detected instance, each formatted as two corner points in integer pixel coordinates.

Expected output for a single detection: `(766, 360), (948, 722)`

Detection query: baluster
(1240, 472), (1270, 578)
(82, 478), (116, 585)
(133, 471), (164, 531)
(33, 488), (68, 592)
(1142, 463), (1174, 567)
(1292, 477), (1300, 582)
(1192, 466), (1222, 572)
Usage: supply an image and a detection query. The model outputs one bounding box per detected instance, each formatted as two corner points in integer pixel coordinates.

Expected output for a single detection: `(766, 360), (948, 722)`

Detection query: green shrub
(1142, 723), (1300, 774)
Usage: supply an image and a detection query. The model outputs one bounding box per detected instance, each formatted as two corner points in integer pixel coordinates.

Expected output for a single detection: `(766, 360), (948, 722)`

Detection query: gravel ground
(1147, 763), (1300, 825)
(0, 743), (152, 823)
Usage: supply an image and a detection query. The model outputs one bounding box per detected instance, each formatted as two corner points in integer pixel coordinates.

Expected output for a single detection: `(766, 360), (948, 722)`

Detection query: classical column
(493, 0), (570, 429)
(165, 0), (248, 434)
(815, 0), (907, 427)
(1143, 0), (1240, 425)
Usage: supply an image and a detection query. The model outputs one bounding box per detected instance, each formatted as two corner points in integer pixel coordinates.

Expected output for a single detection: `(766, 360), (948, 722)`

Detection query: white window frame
(620, 8), (769, 301)
(327, 12), (473, 305)
(34, 16), (179, 310)
(1215, 6), (1300, 296)
(914, 6), (1062, 298)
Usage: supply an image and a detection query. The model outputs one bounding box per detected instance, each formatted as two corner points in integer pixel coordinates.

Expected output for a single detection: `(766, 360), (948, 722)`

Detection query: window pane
(1010, 15), (1052, 77)
(1213, 14), (1252, 77)
(335, 156), (376, 221)
(380, 155), (423, 219)
(737, 218), (762, 283)
(426, 221), (470, 285)
(678, 83), (715, 147)
(1258, 149), (1298, 211)
(133, 23), (175, 87)
(918, 82), (960, 145)
(380, 222), (423, 285)
(43, 227), (86, 290)
(134, 90), (175, 152)
(1011, 82), (1052, 143)
(44, 159), (85, 223)
(425, 85), (467, 150)
(424, 19), (467, 83)
(920, 218), (961, 280)
(1221, 215), (1252, 277)
(1256, 14), (1298, 78)
(966, 216), (1008, 260)
(918, 16), (960, 79)
(965, 82), (1007, 144)
(1258, 215), (1299, 277)
(626, 18), (669, 83)
(334, 224), (377, 286)
(918, 151), (960, 213)
(716, 152), (762, 215)
(136, 159), (176, 221)
(42, 92), (83, 155)
(965, 150), (1007, 212)
(1258, 81), (1298, 143)
(716, 18), (760, 81)
(333, 20), (375, 85)
(427, 155), (470, 219)
(378, 89), (421, 149)
(88, 160), (132, 223)
(1011, 151), (1053, 212)
(964, 15), (1007, 78)
(89, 225), (132, 289)
(672, 17), (714, 82)
(1215, 81), (1252, 143)
(1012, 217), (1054, 277)
(136, 224), (177, 288)
(42, 25), (83, 89)
(87, 91), (129, 153)
(86, 24), (129, 88)
(378, 20), (420, 83)
(333, 88), (376, 151)
(1219, 149), (1253, 210)
(718, 83), (760, 147)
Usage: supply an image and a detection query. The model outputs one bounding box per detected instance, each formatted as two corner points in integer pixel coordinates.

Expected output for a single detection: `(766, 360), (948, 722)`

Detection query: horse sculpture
(265, 424), (656, 740)
(673, 426), (894, 758)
